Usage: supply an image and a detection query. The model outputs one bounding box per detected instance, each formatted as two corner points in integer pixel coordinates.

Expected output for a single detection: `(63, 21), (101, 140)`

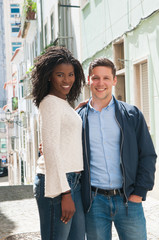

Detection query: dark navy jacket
(77, 97), (157, 213)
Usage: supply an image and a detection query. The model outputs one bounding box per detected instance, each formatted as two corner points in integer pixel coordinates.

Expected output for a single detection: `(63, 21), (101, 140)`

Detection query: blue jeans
(86, 191), (147, 240)
(33, 172), (85, 240)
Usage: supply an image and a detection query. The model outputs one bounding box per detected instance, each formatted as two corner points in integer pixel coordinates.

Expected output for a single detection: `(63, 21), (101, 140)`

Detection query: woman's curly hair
(31, 46), (85, 107)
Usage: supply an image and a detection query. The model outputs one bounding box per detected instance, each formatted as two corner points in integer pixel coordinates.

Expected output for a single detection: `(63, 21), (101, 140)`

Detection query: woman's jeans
(33, 172), (85, 240)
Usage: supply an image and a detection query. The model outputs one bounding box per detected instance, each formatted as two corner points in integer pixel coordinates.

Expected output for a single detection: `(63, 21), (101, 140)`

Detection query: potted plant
(25, 0), (37, 20)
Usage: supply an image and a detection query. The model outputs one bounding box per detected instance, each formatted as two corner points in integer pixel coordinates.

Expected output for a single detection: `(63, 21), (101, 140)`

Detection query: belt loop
(94, 187), (98, 197)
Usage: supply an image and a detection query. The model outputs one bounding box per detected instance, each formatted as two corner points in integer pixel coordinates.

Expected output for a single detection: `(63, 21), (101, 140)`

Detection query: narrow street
(0, 171), (159, 240)
(0, 0), (159, 239)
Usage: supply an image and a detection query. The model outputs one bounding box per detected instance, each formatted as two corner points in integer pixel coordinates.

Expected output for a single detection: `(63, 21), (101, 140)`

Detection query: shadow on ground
(0, 185), (34, 202)
(0, 209), (16, 239)
(5, 232), (41, 240)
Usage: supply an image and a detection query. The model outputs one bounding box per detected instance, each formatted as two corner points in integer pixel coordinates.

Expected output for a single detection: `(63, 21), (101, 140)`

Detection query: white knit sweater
(37, 95), (83, 198)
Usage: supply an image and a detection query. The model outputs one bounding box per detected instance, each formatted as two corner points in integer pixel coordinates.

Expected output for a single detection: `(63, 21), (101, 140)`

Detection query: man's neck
(91, 96), (113, 112)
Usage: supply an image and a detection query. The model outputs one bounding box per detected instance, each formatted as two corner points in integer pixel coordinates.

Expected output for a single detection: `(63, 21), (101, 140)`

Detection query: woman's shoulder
(39, 95), (61, 108)
(39, 95), (69, 116)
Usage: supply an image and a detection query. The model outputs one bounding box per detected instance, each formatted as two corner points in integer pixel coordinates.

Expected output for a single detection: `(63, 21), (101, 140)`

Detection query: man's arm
(132, 108), (157, 200)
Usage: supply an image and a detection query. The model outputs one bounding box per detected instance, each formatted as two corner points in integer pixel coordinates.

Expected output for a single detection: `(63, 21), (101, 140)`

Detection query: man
(77, 58), (157, 240)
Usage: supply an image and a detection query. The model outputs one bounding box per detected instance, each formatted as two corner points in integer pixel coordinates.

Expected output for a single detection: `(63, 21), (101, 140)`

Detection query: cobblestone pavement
(0, 185), (40, 240)
(0, 183), (159, 239)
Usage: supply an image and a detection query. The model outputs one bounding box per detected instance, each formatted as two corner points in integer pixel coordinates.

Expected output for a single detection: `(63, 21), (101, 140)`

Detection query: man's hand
(74, 99), (89, 111)
(61, 193), (76, 224)
(39, 143), (43, 156)
(128, 195), (142, 203)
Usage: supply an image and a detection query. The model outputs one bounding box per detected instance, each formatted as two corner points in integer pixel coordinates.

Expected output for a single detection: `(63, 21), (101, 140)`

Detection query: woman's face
(49, 63), (75, 100)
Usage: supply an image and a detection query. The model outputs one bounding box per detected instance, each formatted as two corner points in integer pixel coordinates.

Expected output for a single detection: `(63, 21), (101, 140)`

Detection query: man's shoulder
(116, 99), (140, 116)
(76, 104), (88, 116)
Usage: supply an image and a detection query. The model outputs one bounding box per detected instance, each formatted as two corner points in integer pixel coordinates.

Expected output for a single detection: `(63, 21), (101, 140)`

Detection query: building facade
(0, 0), (7, 108)
(4, 0), (83, 185)
(0, 0), (7, 166)
(81, 0), (159, 157)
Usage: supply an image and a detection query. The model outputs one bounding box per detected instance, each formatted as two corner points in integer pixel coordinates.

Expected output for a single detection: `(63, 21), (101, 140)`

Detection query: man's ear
(113, 76), (117, 86)
(88, 76), (90, 85)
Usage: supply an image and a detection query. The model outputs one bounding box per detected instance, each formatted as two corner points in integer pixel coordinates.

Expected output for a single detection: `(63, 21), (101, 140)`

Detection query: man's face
(88, 66), (117, 101)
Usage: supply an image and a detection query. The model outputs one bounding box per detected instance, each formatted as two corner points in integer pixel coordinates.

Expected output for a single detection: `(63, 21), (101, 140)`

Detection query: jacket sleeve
(133, 108), (157, 199)
(39, 98), (70, 198)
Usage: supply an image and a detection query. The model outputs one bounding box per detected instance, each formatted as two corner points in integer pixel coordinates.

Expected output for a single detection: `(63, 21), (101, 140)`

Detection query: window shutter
(141, 62), (150, 127)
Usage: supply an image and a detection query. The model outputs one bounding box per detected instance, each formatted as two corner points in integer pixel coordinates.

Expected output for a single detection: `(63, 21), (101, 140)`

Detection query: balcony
(23, 77), (32, 99)
(21, 0), (37, 38)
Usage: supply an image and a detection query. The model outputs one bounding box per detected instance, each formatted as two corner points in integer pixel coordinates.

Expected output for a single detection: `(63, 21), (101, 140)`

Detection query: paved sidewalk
(0, 185), (40, 240)
(0, 184), (159, 239)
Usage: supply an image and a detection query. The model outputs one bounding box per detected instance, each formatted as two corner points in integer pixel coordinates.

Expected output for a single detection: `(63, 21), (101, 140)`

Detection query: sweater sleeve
(39, 97), (70, 198)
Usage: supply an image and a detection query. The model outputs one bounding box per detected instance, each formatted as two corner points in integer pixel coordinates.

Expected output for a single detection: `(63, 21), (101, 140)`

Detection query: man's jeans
(33, 172), (85, 240)
(86, 191), (147, 240)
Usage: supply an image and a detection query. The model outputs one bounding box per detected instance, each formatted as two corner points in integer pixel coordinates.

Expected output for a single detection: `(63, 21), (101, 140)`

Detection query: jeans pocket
(66, 173), (72, 187)
(91, 190), (96, 203)
(33, 175), (41, 199)
(128, 200), (142, 204)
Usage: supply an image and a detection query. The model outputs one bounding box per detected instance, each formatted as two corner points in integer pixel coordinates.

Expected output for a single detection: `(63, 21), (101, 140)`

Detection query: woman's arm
(74, 99), (89, 110)
(39, 97), (75, 223)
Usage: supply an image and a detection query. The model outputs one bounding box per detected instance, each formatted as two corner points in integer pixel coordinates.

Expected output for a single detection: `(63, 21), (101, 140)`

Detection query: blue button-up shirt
(88, 97), (123, 189)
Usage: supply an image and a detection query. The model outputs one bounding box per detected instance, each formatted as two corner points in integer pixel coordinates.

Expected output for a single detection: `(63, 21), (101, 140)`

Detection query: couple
(32, 46), (157, 240)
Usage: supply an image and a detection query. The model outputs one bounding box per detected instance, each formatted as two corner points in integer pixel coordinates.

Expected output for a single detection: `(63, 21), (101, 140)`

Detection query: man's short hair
(89, 58), (116, 78)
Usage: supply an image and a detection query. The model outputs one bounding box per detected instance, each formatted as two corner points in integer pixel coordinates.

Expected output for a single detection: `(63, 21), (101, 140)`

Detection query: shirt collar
(88, 96), (114, 112)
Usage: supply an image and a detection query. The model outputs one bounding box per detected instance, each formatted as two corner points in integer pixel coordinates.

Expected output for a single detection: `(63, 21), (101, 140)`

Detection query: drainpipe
(40, 0), (44, 51)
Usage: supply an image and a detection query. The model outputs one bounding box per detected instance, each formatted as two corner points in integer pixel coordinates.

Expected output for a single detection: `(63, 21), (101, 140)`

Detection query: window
(113, 40), (125, 71)
(23, 130), (26, 149)
(12, 97), (18, 111)
(11, 137), (15, 150)
(0, 139), (7, 153)
(11, 8), (20, 13)
(0, 122), (5, 129)
(44, 23), (48, 47)
(58, 0), (72, 49)
(10, 4), (20, 18)
(10, 4), (20, 7)
(12, 42), (22, 55)
(21, 86), (24, 98)
(115, 74), (126, 102)
(113, 39), (126, 102)
(134, 61), (150, 128)
(81, 0), (90, 9)
(50, 13), (54, 42)
(11, 24), (20, 37)
(12, 27), (19, 32)
(34, 35), (38, 57)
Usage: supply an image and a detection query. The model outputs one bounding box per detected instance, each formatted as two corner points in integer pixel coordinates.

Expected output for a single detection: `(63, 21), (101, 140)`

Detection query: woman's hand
(61, 193), (76, 224)
(74, 99), (89, 111)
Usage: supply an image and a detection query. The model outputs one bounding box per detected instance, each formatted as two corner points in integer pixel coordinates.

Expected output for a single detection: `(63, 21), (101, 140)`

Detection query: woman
(31, 46), (85, 240)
